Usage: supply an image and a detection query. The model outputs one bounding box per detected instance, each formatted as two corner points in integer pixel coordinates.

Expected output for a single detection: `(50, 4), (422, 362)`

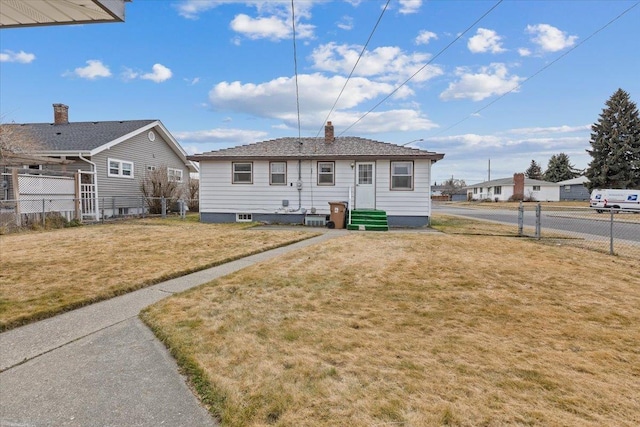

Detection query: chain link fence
(1, 196), (198, 233)
(434, 202), (639, 259)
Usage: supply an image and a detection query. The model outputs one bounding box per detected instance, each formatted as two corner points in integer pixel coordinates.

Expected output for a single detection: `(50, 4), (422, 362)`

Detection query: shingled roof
(188, 136), (445, 162)
(3, 120), (156, 152)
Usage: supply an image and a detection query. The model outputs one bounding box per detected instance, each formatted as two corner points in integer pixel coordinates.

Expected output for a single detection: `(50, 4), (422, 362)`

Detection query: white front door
(355, 162), (375, 209)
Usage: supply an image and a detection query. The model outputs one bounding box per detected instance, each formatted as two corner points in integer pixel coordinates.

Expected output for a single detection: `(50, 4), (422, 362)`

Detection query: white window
(168, 168), (184, 182)
(474, 188), (478, 194)
(236, 213), (252, 222)
(233, 162), (253, 184)
(147, 165), (156, 173)
(270, 162), (287, 185)
(494, 186), (502, 195)
(533, 185), (541, 191)
(565, 185), (571, 192)
(391, 161), (413, 190)
(108, 158), (134, 178)
(318, 162), (334, 185)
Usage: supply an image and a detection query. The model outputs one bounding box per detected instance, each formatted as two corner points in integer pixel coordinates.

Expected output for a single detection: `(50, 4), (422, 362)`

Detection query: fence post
(610, 209), (615, 255)
(518, 201), (524, 236)
(42, 198), (46, 227)
(161, 197), (166, 218)
(535, 203), (541, 240)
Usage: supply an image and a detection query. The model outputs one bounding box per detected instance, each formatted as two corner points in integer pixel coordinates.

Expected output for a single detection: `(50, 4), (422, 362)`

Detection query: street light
(401, 138), (424, 146)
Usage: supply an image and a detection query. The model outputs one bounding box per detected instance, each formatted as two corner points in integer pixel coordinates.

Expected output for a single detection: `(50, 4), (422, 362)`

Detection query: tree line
(525, 88), (639, 191)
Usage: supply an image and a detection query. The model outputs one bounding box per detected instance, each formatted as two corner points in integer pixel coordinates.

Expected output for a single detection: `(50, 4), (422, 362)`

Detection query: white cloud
(173, 128), (269, 146)
(439, 63), (523, 101)
(337, 15), (354, 31)
(230, 14), (289, 40)
(398, 0), (422, 14)
(310, 42), (443, 84)
(415, 30), (437, 45)
(121, 67), (139, 81)
(65, 60), (111, 80)
(518, 47), (532, 57)
(526, 24), (578, 52)
(505, 125), (591, 135)
(141, 64), (173, 83)
(468, 28), (506, 54)
(208, 73), (437, 132)
(175, 0), (220, 19)
(0, 50), (36, 63)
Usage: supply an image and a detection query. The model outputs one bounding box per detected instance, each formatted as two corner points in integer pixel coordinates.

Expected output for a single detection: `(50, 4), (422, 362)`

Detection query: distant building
(466, 173), (559, 202)
(557, 176), (590, 201)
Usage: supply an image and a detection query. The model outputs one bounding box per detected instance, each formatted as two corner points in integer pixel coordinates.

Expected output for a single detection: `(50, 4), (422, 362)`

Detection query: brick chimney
(513, 173), (525, 199)
(324, 121), (334, 144)
(53, 103), (69, 125)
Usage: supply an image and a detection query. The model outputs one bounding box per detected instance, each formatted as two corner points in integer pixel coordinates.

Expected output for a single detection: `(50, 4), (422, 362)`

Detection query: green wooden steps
(347, 209), (389, 231)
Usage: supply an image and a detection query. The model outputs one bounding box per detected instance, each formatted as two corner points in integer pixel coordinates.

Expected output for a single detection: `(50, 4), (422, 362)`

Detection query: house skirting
(387, 215), (429, 228)
(200, 212), (305, 225)
(200, 212), (429, 228)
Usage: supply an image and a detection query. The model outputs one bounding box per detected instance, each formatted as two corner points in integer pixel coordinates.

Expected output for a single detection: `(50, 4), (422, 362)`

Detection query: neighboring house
(188, 122), (445, 227)
(1, 104), (197, 220)
(431, 184), (467, 202)
(557, 176), (590, 201)
(466, 173), (559, 202)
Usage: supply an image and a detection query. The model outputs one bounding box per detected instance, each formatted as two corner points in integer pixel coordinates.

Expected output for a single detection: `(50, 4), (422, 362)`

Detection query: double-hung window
(270, 162), (287, 185)
(168, 168), (184, 183)
(317, 162), (334, 185)
(108, 158), (134, 178)
(233, 162), (253, 184)
(494, 186), (502, 195)
(391, 161), (413, 190)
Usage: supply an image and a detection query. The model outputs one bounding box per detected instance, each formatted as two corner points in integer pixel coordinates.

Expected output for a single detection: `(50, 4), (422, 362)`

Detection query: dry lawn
(0, 217), (318, 330)
(142, 230), (640, 427)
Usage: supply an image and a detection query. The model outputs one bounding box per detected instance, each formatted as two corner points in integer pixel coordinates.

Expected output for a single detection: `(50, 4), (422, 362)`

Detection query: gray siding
(91, 128), (190, 207)
(560, 184), (590, 201)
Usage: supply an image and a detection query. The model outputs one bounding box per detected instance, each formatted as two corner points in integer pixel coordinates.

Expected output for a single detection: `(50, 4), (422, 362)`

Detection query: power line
(291, 0), (302, 141)
(337, 0), (504, 137)
(314, 0), (391, 138)
(428, 1), (640, 139)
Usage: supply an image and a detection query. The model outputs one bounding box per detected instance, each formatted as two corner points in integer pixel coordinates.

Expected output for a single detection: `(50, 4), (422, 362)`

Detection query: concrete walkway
(0, 230), (347, 427)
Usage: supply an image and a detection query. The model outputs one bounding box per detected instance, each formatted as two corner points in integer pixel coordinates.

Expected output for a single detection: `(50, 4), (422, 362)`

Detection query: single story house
(466, 173), (559, 202)
(1, 104), (198, 220)
(557, 176), (590, 201)
(188, 122), (445, 227)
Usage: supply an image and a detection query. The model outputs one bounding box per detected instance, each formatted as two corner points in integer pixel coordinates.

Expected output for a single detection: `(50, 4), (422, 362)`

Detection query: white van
(590, 189), (640, 213)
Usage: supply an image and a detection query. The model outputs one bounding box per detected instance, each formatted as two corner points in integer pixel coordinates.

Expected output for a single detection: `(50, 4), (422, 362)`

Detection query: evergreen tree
(543, 153), (580, 182)
(524, 160), (543, 180)
(585, 88), (640, 191)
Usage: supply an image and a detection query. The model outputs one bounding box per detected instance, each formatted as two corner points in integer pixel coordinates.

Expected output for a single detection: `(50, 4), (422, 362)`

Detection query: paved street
(433, 203), (640, 243)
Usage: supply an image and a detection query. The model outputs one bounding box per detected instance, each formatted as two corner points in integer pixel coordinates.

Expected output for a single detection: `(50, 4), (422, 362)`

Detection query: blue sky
(1, 0), (639, 184)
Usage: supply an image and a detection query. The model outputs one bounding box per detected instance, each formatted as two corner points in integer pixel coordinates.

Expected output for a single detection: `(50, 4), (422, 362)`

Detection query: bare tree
(186, 176), (199, 212)
(0, 120), (43, 165)
(140, 166), (183, 214)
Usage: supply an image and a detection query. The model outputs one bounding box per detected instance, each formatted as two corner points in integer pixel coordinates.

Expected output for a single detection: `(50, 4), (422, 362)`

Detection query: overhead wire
(314, 0), (392, 138)
(291, 0), (302, 142)
(337, 0), (504, 137)
(427, 1), (640, 139)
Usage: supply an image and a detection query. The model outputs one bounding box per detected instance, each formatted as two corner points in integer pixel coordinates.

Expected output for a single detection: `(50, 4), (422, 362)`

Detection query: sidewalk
(0, 230), (347, 427)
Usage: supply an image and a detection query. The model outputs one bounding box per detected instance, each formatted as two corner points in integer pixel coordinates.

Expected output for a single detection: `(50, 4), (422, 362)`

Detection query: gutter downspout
(79, 154), (99, 221)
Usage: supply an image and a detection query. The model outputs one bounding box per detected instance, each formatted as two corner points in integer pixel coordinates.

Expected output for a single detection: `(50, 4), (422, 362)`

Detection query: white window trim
(108, 158), (134, 178)
(232, 162), (253, 184)
(236, 213), (252, 222)
(270, 161), (287, 185)
(390, 161), (413, 190)
(168, 167), (184, 183)
(317, 161), (335, 186)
